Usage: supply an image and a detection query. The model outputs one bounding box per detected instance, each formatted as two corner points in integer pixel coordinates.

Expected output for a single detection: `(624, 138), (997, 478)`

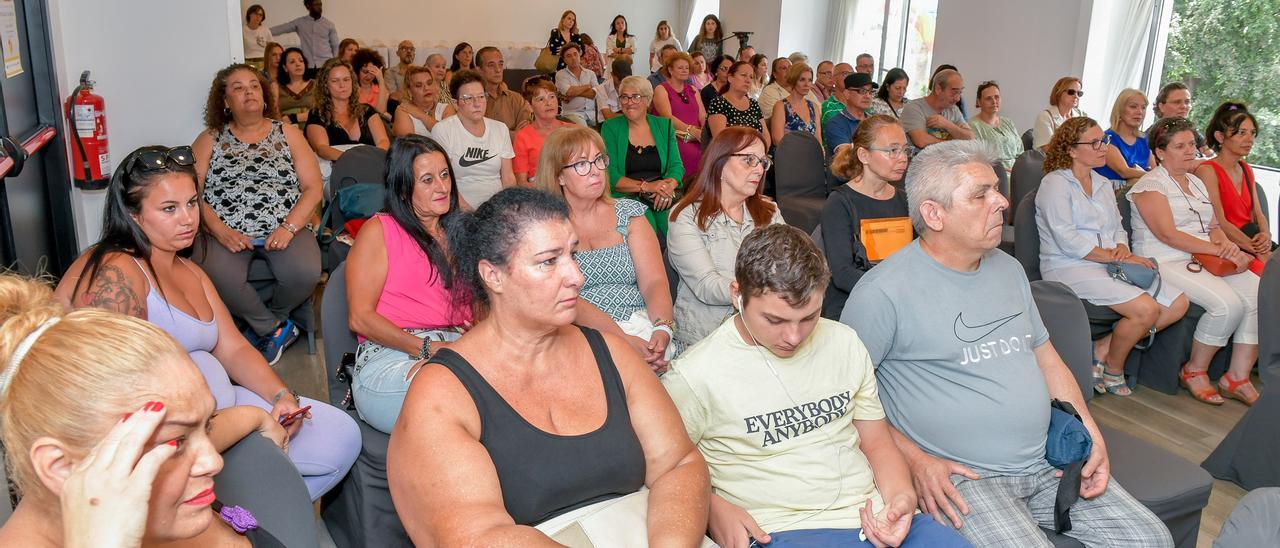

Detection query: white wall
(719, 0), (783, 58)
(245, 0), (678, 76)
(47, 0), (241, 248)
(778, 0), (831, 63)
(932, 0), (1094, 132)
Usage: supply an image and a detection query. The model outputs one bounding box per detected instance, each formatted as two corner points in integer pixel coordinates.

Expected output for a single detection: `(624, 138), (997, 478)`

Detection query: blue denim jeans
(352, 329), (462, 433)
(752, 514), (971, 547)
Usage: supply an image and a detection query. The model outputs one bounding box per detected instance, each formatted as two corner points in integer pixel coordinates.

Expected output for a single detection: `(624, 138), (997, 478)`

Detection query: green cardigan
(600, 114), (685, 234)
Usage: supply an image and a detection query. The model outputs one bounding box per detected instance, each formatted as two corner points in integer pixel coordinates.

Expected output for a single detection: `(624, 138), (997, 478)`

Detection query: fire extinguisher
(65, 70), (110, 190)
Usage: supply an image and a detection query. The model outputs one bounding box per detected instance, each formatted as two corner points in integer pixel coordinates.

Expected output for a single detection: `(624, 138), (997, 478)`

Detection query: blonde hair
(1049, 76), (1081, 106)
(831, 115), (902, 180)
(0, 274), (186, 500)
(783, 62), (812, 88)
(618, 75), (654, 99)
(655, 20), (671, 39)
(535, 127), (612, 205)
(1109, 88), (1147, 132)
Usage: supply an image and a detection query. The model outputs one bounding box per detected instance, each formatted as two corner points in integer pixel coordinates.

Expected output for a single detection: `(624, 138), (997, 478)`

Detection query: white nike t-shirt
(432, 116), (515, 207)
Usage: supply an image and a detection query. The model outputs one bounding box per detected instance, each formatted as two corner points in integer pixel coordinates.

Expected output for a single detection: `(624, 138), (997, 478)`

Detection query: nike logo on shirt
(953, 311), (1022, 343)
(458, 146), (496, 167)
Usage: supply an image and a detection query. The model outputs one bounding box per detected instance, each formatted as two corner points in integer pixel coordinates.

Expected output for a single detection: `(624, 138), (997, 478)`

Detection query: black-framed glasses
(619, 93), (647, 103)
(730, 153), (772, 171)
(1066, 89), (1084, 97)
(124, 146), (194, 174)
(562, 154), (609, 175)
(1073, 134), (1112, 150)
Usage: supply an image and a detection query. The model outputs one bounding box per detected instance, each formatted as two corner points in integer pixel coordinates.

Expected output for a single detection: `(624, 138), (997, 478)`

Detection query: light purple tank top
(131, 258), (219, 353)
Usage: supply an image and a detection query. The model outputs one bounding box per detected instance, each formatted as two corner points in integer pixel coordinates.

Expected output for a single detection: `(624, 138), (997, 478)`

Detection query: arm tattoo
(84, 264), (147, 318)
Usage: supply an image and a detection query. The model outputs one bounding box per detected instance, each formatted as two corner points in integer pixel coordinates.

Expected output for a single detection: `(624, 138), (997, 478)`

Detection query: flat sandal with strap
(1218, 373), (1259, 406)
(1180, 365), (1224, 405)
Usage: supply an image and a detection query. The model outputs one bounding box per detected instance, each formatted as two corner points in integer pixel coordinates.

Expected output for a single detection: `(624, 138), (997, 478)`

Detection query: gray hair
(425, 53), (445, 65)
(788, 51), (808, 64)
(618, 75), (653, 99)
(905, 140), (996, 234)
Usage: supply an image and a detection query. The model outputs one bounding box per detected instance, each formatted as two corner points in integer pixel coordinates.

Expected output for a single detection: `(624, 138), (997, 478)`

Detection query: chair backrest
(774, 131), (828, 199)
(1022, 128), (1035, 152)
(1014, 190), (1042, 281)
(0, 451), (10, 525)
(328, 145), (388, 229)
(810, 225), (824, 252)
(994, 162), (1011, 224)
(1030, 280), (1094, 402)
(1117, 189), (1134, 237)
(321, 262), (359, 407)
(1261, 253), (1280, 386)
(1256, 182), (1270, 222)
(1009, 149), (1045, 223)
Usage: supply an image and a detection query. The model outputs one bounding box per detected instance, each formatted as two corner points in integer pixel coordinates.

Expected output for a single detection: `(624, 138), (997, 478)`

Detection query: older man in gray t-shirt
(843, 141), (1172, 548)
(899, 69), (972, 151)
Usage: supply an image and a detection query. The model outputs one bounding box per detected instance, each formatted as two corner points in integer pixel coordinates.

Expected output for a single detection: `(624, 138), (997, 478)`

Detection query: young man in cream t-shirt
(661, 225), (970, 548)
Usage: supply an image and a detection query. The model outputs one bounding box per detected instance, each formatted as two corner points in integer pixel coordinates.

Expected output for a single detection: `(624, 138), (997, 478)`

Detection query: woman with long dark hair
(870, 68), (909, 119)
(605, 14), (635, 68)
(305, 58), (391, 161)
(272, 47), (314, 124)
(54, 144), (359, 501)
(688, 14), (724, 62)
(446, 42), (475, 86)
(346, 135), (474, 433)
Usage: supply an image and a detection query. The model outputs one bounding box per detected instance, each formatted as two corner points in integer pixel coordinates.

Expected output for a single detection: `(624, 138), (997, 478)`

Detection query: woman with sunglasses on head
(819, 116), (911, 320)
(1032, 76), (1087, 151)
(601, 76), (685, 237)
(1038, 117), (1188, 397)
(537, 127), (680, 372)
(1127, 117), (1260, 406)
(668, 127), (784, 347)
(194, 64), (326, 363)
(55, 145), (360, 501)
(1194, 102), (1272, 275)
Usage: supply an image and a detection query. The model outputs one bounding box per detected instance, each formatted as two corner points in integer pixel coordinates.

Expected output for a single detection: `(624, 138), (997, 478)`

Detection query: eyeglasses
(455, 93), (485, 105)
(562, 154), (610, 176)
(867, 145), (909, 158)
(619, 93), (647, 103)
(1073, 134), (1112, 150)
(730, 153), (772, 171)
(124, 146), (195, 174)
(850, 87), (875, 96)
(1065, 89), (1084, 97)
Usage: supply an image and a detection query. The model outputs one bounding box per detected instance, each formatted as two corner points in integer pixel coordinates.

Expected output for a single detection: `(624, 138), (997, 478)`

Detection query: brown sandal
(1180, 366), (1224, 405)
(1218, 373), (1259, 406)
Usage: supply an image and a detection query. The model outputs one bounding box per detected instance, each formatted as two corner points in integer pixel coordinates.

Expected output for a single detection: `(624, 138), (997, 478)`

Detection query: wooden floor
(1091, 381), (1253, 548)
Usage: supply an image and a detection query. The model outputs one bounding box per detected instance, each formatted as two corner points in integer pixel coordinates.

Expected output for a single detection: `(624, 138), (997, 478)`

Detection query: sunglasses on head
(124, 146), (195, 175)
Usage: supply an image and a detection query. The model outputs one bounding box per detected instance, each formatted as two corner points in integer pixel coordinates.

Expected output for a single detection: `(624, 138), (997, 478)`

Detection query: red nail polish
(151, 401), (164, 412)
(166, 440), (178, 447)
(122, 412), (134, 421)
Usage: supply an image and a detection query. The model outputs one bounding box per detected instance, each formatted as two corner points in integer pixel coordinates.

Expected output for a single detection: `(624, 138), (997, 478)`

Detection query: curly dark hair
(351, 48), (384, 74)
(312, 58), (367, 127)
(448, 69), (486, 102)
(202, 64), (278, 131)
(1043, 116), (1099, 173)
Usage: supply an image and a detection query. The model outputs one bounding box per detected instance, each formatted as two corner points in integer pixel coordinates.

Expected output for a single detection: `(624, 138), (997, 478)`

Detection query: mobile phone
(251, 238), (266, 247)
(278, 405), (312, 426)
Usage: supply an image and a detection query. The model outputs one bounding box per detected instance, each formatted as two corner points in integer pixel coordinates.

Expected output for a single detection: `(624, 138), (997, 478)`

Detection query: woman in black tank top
(387, 188), (710, 545)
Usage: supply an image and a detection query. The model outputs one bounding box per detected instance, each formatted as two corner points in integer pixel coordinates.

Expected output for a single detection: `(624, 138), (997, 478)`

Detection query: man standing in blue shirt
(823, 73), (876, 157)
(271, 0), (339, 69)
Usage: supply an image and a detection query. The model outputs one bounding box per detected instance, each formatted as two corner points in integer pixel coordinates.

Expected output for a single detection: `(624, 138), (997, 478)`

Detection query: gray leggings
(194, 233), (321, 337)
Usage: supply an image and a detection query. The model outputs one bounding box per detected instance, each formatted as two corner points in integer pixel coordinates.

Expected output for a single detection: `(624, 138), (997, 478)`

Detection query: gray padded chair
(0, 451), (10, 525)
(1032, 281), (1213, 548)
(216, 433), (319, 548)
(1009, 149), (1046, 224)
(773, 131), (829, 233)
(1022, 128), (1035, 152)
(995, 162), (1014, 253)
(325, 146), (387, 269)
(318, 264), (412, 548)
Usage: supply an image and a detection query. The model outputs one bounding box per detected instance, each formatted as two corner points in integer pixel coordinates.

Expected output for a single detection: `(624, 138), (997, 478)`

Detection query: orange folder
(860, 217), (913, 262)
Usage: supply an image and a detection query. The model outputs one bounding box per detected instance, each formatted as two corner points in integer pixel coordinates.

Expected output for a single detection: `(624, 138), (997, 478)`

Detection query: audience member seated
(391, 65), (456, 139)
(601, 76), (685, 236)
(700, 54), (734, 110)
(597, 59), (631, 121)
(932, 65), (967, 118)
(757, 57), (820, 124)
(57, 144), (358, 501)
(749, 54), (769, 100)
(689, 14), (724, 62)
(737, 45), (756, 63)
(351, 48), (391, 121)
(475, 46), (532, 136)
(663, 224), (971, 548)
(1127, 117), (1260, 406)
(821, 116), (911, 320)
(554, 44), (598, 126)
(262, 41), (283, 87)
(194, 65), (325, 359)
(649, 20), (681, 73)
(0, 274), (297, 546)
(537, 127), (680, 370)
(384, 40), (415, 102)
(870, 68), (909, 119)
(1096, 89), (1154, 187)
(968, 81), (1022, 171)
(426, 52), (451, 104)
(547, 10), (583, 71)
(855, 53), (875, 75)
(336, 38), (358, 64)
(653, 51), (707, 174)
(814, 60), (836, 102)
(708, 61), (771, 143)
(272, 47), (314, 125)
(845, 140), (1175, 547)
(433, 70), (516, 208)
(305, 58), (391, 161)
(606, 15), (636, 67)
(769, 63), (824, 149)
(690, 51), (711, 90)
(242, 4), (273, 69)
(823, 72), (877, 157)
(386, 188), (710, 545)
(446, 42), (475, 87)
(648, 44), (679, 90)
(820, 62), (856, 124)
(579, 34), (605, 83)
(900, 68), (972, 151)
(1033, 76), (1087, 151)
(1037, 117), (1189, 396)
(669, 127), (785, 347)
(1196, 102), (1272, 275)
(346, 135), (473, 434)
(512, 77), (574, 186)
(1151, 82), (1209, 155)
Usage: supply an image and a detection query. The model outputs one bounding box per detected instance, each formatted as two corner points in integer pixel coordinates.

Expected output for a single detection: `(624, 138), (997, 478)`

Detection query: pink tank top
(359, 213), (471, 343)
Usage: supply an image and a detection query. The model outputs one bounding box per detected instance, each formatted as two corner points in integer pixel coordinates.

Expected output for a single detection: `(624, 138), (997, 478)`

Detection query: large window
(840, 0), (937, 97)
(1161, 0), (1280, 169)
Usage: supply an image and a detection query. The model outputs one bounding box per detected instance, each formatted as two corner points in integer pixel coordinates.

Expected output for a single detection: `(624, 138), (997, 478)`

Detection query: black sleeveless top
(431, 325), (647, 525)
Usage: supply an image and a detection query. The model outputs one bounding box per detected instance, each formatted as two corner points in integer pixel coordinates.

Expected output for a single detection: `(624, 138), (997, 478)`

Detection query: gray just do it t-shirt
(843, 241), (1051, 475)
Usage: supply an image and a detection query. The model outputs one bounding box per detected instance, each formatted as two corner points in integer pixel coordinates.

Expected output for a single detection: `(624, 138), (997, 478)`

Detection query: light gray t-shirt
(899, 97), (967, 144)
(842, 241), (1051, 475)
